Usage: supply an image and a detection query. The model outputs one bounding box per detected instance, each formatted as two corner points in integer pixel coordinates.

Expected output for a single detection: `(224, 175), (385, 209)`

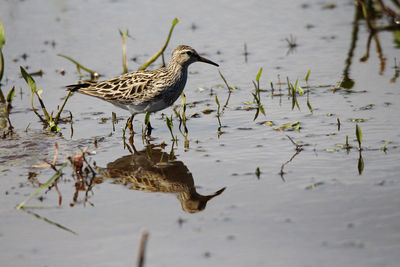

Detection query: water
(1, 0), (400, 266)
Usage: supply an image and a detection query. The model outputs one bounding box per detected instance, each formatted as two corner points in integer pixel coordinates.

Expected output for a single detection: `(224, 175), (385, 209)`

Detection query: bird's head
(171, 45), (219, 67)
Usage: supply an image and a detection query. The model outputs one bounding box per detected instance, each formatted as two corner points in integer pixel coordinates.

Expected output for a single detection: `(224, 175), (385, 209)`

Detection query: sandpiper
(67, 45), (219, 135)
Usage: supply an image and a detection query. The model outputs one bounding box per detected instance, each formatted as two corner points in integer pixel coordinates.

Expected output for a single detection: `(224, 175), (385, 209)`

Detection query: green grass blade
(307, 99), (313, 113)
(0, 20), (5, 49)
(215, 94), (220, 107)
(291, 84), (296, 110)
(166, 115), (174, 140)
(256, 67), (263, 83)
(144, 111), (150, 125)
(57, 53), (98, 77)
(356, 124), (362, 148)
(259, 104), (266, 116)
(218, 69), (232, 92)
(21, 66), (51, 121)
(297, 86), (304, 96)
(21, 66), (47, 123)
(20, 66), (37, 93)
(119, 29), (129, 74)
(305, 70), (311, 82)
(54, 91), (72, 125)
(6, 86), (15, 103)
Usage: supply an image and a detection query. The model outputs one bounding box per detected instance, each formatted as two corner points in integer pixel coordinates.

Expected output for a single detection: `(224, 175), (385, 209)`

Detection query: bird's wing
(67, 70), (163, 104)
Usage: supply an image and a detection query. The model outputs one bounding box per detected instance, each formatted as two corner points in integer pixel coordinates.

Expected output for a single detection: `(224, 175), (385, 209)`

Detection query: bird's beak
(198, 55), (219, 67)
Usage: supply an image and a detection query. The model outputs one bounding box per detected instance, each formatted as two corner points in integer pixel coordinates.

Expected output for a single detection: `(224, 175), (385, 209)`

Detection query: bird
(66, 45), (219, 135)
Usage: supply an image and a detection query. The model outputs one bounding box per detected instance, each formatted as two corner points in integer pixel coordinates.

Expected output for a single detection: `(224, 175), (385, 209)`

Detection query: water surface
(1, 0), (400, 266)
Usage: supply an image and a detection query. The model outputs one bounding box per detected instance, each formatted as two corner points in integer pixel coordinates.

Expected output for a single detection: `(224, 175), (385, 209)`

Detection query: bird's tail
(66, 82), (92, 92)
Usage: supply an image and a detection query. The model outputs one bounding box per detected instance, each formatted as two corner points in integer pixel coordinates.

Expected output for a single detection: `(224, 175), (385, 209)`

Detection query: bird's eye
(185, 51), (193, 56)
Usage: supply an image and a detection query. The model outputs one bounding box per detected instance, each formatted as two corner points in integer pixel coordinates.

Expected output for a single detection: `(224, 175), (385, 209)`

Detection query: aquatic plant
(57, 53), (99, 79)
(1, 86), (14, 135)
(215, 94), (223, 136)
(178, 92), (188, 135)
(287, 77), (300, 111)
(305, 70), (313, 113)
(0, 20), (5, 82)
(252, 67), (266, 120)
(4, 86), (14, 130)
(381, 141), (390, 153)
(218, 69), (234, 113)
(119, 29), (130, 73)
(20, 66), (72, 132)
(356, 123), (365, 174)
(345, 135), (352, 150)
(165, 115), (176, 141)
(177, 92), (189, 147)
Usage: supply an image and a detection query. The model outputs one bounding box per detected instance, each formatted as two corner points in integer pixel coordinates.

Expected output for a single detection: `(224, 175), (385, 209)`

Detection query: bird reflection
(98, 144), (226, 213)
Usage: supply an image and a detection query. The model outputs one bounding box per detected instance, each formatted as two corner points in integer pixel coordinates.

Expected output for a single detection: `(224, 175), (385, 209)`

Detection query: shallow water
(1, 0), (400, 266)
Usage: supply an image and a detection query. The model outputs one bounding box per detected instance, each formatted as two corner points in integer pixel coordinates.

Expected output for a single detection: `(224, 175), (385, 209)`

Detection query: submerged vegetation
(20, 66), (72, 132)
